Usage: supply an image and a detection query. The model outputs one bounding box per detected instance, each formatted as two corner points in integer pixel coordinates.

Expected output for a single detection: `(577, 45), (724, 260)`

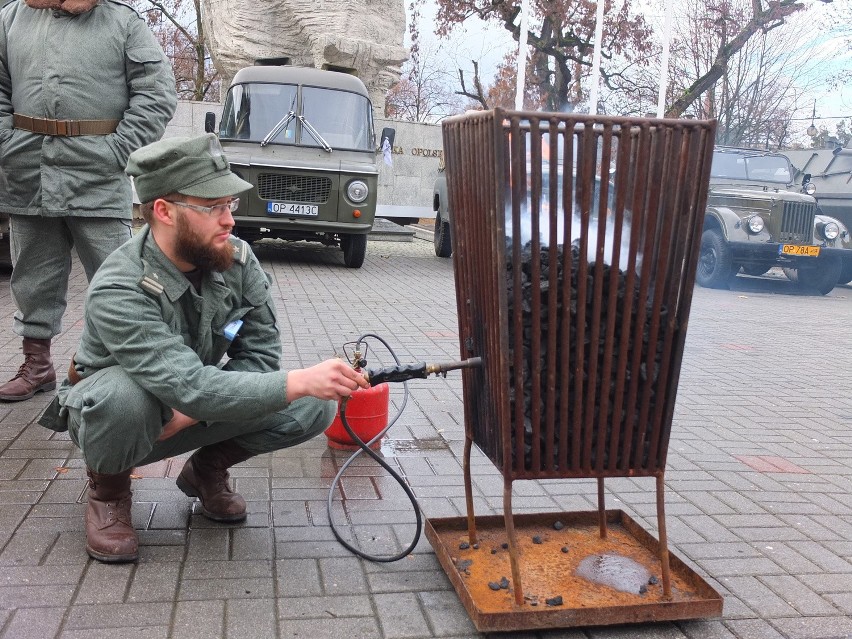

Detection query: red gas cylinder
(324, 382), (390, 450)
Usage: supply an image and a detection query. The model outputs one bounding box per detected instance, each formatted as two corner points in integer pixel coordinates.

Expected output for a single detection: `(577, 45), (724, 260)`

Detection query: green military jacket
(56, 228), (292, 423)
(0, 0), (177, 217)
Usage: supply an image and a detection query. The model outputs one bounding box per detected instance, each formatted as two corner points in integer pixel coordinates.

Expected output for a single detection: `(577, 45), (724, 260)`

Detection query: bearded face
(174, 210), (234, 273)
(25, 0), (99, 14)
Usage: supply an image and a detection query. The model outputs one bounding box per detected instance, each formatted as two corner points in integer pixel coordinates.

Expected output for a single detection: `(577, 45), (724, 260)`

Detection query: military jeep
(206, 64), (395, 268)
(698, 147), (852, 295)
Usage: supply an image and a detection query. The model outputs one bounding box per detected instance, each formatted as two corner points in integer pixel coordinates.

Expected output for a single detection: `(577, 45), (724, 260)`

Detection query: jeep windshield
(711, 151), (792, 184)
(219, 82), (373, 152)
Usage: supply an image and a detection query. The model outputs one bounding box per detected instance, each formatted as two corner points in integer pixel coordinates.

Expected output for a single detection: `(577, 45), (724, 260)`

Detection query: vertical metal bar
(510, 115), (526, 476)
(558, 124), (575, 472)
(544, 118), (560, 473)
(656, 473), (672, 599)
(597, 477), (607, 539)
(503, 477), (525, 605)
(529, 117), (543, 475)
(463, 435), (478, 545)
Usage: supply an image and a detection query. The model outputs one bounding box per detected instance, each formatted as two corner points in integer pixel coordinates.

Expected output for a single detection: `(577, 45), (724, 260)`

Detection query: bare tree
(666, 0), (823, 147)
(385, 42), (466, 121)
(435, 0), (652, 112)
(127, 0), (218, 101)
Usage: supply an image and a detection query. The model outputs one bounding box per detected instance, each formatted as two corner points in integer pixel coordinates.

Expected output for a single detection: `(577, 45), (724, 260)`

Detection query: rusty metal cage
(442, 109), (717, 612)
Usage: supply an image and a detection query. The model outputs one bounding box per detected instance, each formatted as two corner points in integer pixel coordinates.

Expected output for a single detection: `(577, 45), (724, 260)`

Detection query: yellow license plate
(779, 244), (820, 257)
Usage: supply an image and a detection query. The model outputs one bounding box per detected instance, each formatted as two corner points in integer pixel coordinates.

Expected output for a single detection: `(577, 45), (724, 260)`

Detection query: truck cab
(207, 64), (395, 268)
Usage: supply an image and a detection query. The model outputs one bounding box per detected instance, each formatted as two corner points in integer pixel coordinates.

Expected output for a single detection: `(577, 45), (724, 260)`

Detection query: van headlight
(347, 180), (369, 203)
(746, 215), (765, 234)
(804, 182), (816, 195)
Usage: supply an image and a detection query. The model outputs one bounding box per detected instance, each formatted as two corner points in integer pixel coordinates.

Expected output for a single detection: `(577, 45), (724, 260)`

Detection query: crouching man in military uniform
(41, 134), (368, 563)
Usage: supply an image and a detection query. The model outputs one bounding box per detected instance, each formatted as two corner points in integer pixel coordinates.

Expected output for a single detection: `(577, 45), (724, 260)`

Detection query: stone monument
(200, 0), (408, 110)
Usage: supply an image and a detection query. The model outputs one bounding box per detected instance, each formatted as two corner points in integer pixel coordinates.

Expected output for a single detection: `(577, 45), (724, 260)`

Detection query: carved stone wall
(200, 0), (408, 110)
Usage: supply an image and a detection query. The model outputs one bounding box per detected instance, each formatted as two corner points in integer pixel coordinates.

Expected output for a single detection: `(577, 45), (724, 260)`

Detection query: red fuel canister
(324, 382), (390, 450)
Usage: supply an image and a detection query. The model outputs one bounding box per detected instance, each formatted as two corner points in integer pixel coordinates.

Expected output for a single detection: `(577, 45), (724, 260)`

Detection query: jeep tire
(740, 262), (773, 277)
(696, 229), (734, 289)
(341, 233), (367, 269)
(789, 255), (842, 295)
(434, 209), (452, 258)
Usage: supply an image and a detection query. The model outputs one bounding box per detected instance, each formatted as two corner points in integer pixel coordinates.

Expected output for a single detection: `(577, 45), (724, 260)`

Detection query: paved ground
(0, 235), (851, 639)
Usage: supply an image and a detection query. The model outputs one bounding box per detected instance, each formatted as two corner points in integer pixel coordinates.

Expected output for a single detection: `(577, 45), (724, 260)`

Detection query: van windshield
(219, 82), (373, 151)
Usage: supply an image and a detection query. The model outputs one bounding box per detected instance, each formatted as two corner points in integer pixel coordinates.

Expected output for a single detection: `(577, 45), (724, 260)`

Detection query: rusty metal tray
(425, 509), (723, 632)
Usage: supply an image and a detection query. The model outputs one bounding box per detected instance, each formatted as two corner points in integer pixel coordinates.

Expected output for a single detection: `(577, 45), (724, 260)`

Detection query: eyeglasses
(165, 198), (240, 217)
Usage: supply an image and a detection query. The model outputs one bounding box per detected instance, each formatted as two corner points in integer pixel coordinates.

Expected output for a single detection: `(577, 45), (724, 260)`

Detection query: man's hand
(158, 409), (200, 442)
(286, 359), (369, 402)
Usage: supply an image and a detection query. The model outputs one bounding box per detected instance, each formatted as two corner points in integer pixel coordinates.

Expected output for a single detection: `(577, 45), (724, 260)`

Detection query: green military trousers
(64, 366), (337, 474)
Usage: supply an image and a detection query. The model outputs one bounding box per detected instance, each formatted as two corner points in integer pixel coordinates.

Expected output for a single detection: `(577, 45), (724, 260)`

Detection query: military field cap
(126, 133), (252, 202)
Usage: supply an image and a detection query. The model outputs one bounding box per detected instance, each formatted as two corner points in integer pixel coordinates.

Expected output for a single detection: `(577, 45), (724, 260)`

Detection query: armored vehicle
(698, 147), (851, 294)
(783, 144), (852, 284)
(206, 65), (395, 268)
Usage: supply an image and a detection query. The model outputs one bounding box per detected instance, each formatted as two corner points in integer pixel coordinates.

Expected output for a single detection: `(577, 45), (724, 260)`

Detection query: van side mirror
(204, 112), (216, 134)
(380, 127), (396, 149)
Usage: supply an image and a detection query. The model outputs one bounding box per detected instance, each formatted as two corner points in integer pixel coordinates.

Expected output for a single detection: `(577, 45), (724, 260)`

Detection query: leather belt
(13, 113), (120, 136)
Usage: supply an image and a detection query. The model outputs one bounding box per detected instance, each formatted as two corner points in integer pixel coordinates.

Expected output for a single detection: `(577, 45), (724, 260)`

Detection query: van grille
(780, 201), (815, 243)
(258, 174), (332, 203)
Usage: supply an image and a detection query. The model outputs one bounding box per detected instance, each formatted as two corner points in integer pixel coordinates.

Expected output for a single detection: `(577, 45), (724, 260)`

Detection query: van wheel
(740, 262), (772, 277)
(791, 255), (842, 295)
(695, 229), (733, 288)
(341, 233), (367, 268)
(434, 209), (452, 258)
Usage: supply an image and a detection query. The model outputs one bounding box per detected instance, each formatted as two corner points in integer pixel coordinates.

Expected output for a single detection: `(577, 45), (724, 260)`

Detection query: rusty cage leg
(597, 477), (607, 539)
(463, 435), (478, 545)
(656, 474), (672, 598)
(503, 477), (524, 605)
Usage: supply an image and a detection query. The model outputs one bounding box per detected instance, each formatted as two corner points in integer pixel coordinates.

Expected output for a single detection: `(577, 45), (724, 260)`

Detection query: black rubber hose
(326, 333), (422, 562)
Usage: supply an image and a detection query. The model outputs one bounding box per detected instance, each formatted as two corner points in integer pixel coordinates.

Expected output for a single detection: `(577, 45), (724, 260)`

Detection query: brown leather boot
(85, 469), (138, 563)
(0, 338), (56, 401)
(175, 440), (253, 522)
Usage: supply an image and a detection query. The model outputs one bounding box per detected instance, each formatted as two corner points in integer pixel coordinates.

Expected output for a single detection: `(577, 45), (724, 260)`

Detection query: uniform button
(53, 10), (61, 17)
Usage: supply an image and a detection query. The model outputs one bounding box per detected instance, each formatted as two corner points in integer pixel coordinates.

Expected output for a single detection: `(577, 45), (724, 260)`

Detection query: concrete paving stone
(318, 556), (368, 595)
(679, 515), (745, 543)
(126, 562), (181, 603)
(0, 504), (28, 530)
(275, 539), (358, 559)
(185, 527), (230, 560)
(232, 477), (271, 501)
(39, 479), (86, 504)
(274, 524), (339, 542)
(753, 543), (823, 575)
(586, 623), (689, 638)
(0, 605), (64, 639)
(364, 552), (444, 574)
(679, 491), (739, 515)
(678, 542), (763, 562)
(723, 618), (787, 639)
(75, 562), (134, 605)
(0, 584), (76, 608)
(65, 601), (173, 630)
(171, 600), (225, 639)
(374, 592), (431, 639)
(231, 527), (273, 561)
(276, 616), (380, 638)
(43, 531), (91, 565)
(733, 527), (810, 543)
(272, 500), (313, 527)
(59, 628), (168, 639)
(418, 590), (478, 636)
(0, 459), (27, 479)
(276, 558), (322, 597)
(279, 593), (376, 620)
(1, 564), (85, 586)
(784, 540), (852, 572)
(720, 577), (798, 617)
(677, 619), (738, 639)
(178, 576), (275, 601)
(225, 598), (278, 639)
(0, 529), (57, 565)
(770, 615), (852, 639)
(367, 569), (452, 594)
(148, 499), (193, 529)
(799, 572), (852, 595)
(271, 487), (331, 501)
(181, 560), (273, 580)
(824, 592), (852, 615)
(758, 575), (840, 616)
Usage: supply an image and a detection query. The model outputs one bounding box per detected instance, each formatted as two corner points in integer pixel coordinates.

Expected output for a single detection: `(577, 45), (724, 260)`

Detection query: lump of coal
(456, 559), (473, 573)
(491, 548), (497, 555)
(561, 546), (570, 553)
(501, 543), (509, 550)
(499, 577), (510, 589)
(639, 584), (648, 594)
(545, 595), (564, 607)
(459, 541), (470, 550)
(553, 521), (565, 531)
(532, 535), (543, 545)
(488, 581), (502, 591)
(473, 543), (480, 549)
(648, 575), (659, 585)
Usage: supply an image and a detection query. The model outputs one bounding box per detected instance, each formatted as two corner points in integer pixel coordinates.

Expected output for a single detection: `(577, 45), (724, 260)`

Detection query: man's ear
(152, 199), (177, 227)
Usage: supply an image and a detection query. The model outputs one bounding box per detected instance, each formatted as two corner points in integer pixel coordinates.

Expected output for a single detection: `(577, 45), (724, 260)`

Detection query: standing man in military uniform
(0, 0), (177, 401)
(45, 134), (367, 563)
